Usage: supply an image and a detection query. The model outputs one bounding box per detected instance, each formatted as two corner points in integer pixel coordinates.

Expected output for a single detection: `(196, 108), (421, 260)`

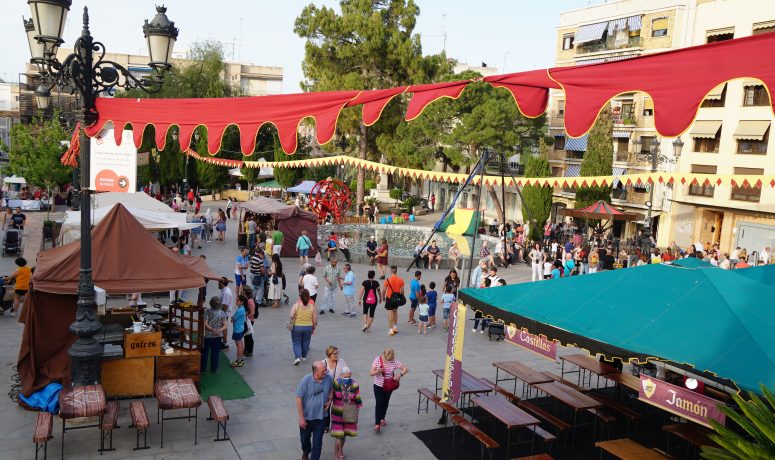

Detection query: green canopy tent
(458, 263), (775, 392)
(732, 264), (775, 285)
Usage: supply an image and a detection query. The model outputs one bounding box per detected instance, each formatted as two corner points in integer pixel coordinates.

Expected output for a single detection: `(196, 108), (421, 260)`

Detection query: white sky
(2, 0), (592, 92)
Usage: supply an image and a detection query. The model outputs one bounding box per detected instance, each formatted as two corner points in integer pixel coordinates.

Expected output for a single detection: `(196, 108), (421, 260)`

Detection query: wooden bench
(99, 401), (120, 454)
(480, 378), (520, 402)
(587, 408), (616, 440)
(206, 396), (229, 442)
(33, 412), (53, 460)
(129, 401), (150, 450)
(518, 400), (571, 446)
(417, 387), (460, 426)
(541, 371), (589, 393)
(589, 392), (641, 434)
(451, 414), (500, 460)
(529, 425), (558, 454)
(513, 454), (554, 460)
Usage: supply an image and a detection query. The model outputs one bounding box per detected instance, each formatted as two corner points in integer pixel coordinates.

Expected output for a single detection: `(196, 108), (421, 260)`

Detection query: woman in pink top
(368, 348), (409, 433)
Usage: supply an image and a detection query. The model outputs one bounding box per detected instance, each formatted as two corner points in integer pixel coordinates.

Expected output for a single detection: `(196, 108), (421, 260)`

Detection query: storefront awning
(564, 164), (582, 177)
(575, 21), (608, 44)
(704, 83), (726, 100)
(612, 167), (627, 187)
(733, 120), (771, 140)
(690, 120), (722, 139)
(612, 130), (631, 139)
(706, 27), (735, 38)
(607, 15), (642, 34)
(565, 134), (588, 152)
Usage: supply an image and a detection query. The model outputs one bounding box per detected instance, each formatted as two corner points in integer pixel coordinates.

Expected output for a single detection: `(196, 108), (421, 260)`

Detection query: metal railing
(576, 36), (643, 55)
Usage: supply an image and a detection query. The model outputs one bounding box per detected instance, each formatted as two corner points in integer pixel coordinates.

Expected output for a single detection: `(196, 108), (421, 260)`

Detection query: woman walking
(376, 238), (389, 280)
(323, 346), (349, 432)
(369, 348), (409, 433)
(357, 270), (381, 332)
(215, 209), (227, 244)
(289, 289), (317, 365)
(331, 367), (362, 460)
(268, 253), (284, 308)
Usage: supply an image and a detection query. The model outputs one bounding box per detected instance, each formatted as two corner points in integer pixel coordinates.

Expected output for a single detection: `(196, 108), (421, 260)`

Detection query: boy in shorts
(417, 295), (430, 334)
(441, 285), (456, 332)
(426, 281), (438, 329)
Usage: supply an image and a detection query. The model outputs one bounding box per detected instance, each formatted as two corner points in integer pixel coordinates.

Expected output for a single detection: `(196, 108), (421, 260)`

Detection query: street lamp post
(632, 136), (684, 257)
(23, 1), (178, 387)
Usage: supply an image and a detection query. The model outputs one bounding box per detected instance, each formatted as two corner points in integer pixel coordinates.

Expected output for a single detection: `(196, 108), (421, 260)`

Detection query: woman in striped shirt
(368, 348), (409, 433)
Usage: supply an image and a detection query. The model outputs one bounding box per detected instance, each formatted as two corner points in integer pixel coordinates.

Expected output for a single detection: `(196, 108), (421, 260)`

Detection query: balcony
(614, 151), (630, 162)
(576, 36), (643, 55)
(566, 151), (584, 160)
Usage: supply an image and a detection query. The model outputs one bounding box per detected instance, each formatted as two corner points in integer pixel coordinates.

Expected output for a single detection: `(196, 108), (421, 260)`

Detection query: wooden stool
(206, 396), (230, 441)
(58, 385), (106, 460)
(33, 412), (53, 460)
(155, 379), (202, 448)
(99, 401), (120, 454)
(129, 401), (150, 450)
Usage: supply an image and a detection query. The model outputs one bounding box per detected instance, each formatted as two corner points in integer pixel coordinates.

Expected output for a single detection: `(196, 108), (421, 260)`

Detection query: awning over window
(575, 22), (608, 44)
(575, 54), (638, 66)
(643, 98), (654, 110)
(612, 167), (627, 187)
(706, 27), (735, 38)
(691, 164), (717, 174)
(704, 83), (726, 100)
(743, 79), (764, 87)
(612, 130), (631, 139)
(564, 164), (582, 177)
(753, 20), (775, 31)
(607, 15), (642, 34)
(690, 120), (722, 139)
(733, 120), (771, 140)
(565, 134), (589, 151)
(652, 17), (668, 30)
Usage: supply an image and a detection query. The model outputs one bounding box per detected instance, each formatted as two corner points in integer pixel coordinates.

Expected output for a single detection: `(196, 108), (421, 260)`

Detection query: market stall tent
(18, 204), (213, 395)
(459, 263), (775, 392)
(287, 180), (317, 194)
(237, 196), (318, 257)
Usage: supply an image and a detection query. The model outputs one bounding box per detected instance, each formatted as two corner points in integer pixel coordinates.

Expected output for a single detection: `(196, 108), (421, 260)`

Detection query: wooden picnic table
(472, 394), (540, 459)
(533, 380), (602, 442)
(493, 361), (554, 398)
(596, 438), (673, 459)
(432, 368), (492, 410)
(561, 354), (620, 389)
(602, 371), (641, 393)
(663, 422), (718, 457)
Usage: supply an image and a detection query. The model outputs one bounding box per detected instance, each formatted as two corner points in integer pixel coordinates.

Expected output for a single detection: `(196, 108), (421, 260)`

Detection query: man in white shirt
(761, 247), (771, 265)
(470, 259), (487, 288)
(219, 278), (234, 349)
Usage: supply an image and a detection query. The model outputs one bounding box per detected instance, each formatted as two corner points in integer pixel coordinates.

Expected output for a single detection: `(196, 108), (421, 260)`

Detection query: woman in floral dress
(330, 367), (362, 460)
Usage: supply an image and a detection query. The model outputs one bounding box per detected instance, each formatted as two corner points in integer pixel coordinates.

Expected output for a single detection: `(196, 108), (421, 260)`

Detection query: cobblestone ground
(0, 202), (580, 460)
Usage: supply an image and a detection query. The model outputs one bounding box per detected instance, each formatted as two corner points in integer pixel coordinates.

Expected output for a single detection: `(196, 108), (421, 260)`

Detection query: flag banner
(441, 301), (467, 404)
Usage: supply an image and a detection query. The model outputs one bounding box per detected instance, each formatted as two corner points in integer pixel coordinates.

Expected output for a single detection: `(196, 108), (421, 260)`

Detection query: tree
(295, 0), (448, 212)
(701, 384), (775, 460)
(574, 109), (613, 209)
(5, 113), (72, 198)
(521, 143), (553, 241)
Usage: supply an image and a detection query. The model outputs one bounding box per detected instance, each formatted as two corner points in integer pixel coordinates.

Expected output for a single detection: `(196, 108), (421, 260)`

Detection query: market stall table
(471, 394), (541, 459)
(533, 381), (602, 441)
(596, 438), (673, 459)
(560, 354), (620, 389)
(493, 361), (554, 399)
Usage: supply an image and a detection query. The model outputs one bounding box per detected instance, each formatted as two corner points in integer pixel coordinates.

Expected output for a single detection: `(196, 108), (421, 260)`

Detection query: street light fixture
(632, 136), (683, 256)
(23, 2), (178, 387)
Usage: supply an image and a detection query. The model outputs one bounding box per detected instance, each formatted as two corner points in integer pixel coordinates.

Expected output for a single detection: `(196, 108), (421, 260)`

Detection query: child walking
(417, 296), (430, 334)
(441, 286), (455, 332)
(426, 281), (438, 329)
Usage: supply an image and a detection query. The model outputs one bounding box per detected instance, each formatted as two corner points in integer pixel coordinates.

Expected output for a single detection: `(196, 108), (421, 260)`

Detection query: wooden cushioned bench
(33, 412), (53, 460)
(451, 414), (500, 460)
(480, 378), (520, 402)
(206, 396), (230, 442)
(99, 401), (120, 454)
(129, 401), (150, 450)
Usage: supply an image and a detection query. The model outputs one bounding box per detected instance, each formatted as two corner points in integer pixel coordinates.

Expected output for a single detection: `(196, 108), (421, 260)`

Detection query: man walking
(382, 266), (405, 335)
(272, 225), (284, 257)
(321, 258), (342, 314)
(470, 259), (487, 288)
(341, 263), (357, 317)
(408, 270), (422, 326)
(249, 249), (266, 307)
(296, 361), (333, 460)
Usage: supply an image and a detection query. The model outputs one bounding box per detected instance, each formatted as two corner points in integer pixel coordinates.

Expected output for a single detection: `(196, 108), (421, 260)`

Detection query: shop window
(688, 165), (716, 197)
(743, 85), (769, 107)
(737, 129), (769, 154)
(553, 135), (565, 150)
(562, 34), (575, 50)
(693, 129), (721, 153)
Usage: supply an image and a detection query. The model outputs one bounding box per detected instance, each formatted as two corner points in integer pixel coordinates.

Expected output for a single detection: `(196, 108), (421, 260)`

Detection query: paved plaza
(0, 202), (587, 460)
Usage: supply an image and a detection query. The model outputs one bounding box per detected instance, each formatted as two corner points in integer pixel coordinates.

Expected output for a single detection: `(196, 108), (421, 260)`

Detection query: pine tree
(521, 142), (553, 241)
(574, 109), (613, 209)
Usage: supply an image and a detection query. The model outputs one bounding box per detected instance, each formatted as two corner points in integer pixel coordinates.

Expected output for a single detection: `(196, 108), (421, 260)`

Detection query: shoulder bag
(380, 356), (400, 393)
(385, 279), (406, 308)
(340, 382), (359, 424)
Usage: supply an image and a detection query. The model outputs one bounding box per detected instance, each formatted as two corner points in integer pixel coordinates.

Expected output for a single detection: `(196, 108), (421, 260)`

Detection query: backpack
(365, 283), (377, 304)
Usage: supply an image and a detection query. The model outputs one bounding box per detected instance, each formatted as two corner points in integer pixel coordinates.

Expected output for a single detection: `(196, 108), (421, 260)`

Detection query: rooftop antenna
(502, 51), (511, 73)
(442, 13), (447, 52)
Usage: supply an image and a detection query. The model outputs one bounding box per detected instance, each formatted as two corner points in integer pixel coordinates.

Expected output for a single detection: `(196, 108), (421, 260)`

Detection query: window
(688, 165), (716, 197)
(743, 85), (769, 107)
(737, 129), (769, 154)
(693, 128), (721, 153)
(706, 33), (734, 43)
(557, 100), (565, 117)
(616, 138), (629, 153)
(551, 167), (563, 177)
(633, 183), (649, 193)
(562, 34), (575, 50)
(651, 17), (668, 37)
(639, 136), (656, 154)
(642, 97), (653, 116)
(621, 101), (635, 123)
(701, 84), (726, 108)
(730, 167), (763, 203)
(553, 135), (565, 150)
(753, 20), (775, 35)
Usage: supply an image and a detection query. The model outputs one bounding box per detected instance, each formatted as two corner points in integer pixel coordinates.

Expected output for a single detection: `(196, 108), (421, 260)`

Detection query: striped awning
(705, 83), (726, 100)
(690, 120), (722, 139)
(733, 120), (771, 140)
(743, 79), (764, 87)
(613, 130), (631, 139)
(576, 54), (638, 65)
(564, 164), (582, 177)
(612, 167), (627, 187)
(565, 134), (589, 151)
(607, 15), (642, 34)
(575, 21), (608, 44)
(706, 27), (735, 38)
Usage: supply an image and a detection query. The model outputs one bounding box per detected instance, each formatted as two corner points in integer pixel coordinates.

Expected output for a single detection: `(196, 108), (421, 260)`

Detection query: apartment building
(549, 0), (693, 248)
(668, 0), (775, 257)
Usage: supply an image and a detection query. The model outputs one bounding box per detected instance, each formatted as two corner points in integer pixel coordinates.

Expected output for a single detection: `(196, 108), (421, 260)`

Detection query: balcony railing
(576, 36), (643, 55)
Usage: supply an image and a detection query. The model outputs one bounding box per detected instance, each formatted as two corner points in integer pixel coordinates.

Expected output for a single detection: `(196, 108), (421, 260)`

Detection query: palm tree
(701, 384), (775, 460)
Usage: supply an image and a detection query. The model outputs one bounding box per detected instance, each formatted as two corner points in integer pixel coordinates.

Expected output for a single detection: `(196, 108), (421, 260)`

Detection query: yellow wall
(641, 11), (678, 50)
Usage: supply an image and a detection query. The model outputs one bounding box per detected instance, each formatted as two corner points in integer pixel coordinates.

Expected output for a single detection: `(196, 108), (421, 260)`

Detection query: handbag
(385, 279), (406, 308)
(341, 401), (359, 424)
(380, 356), (400, 393)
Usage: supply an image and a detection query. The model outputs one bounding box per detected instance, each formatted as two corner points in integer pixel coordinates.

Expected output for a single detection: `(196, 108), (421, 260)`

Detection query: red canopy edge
(83, 33), (775, 154)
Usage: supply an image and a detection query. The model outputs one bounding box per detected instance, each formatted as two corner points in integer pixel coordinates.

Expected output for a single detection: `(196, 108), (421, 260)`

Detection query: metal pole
(68, 8), (103, 387)
(641, 142), (658, 258)
(465, 149), (489, 287)
(500, 153), (508, 268)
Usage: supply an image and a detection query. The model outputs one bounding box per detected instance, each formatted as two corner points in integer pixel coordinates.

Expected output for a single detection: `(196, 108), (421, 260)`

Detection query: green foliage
(401, 194), (420, 210)
(365, 179), (377, 191)
(575, 109), (613, 209)
(701, 384), (775, 460)
(295, 0), (449, 206)
(521, 144), (553, 241)
(4, 113), (72, 192)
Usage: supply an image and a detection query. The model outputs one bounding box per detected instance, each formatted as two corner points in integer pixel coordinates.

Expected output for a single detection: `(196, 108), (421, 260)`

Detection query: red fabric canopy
(560, 200), (642, 221)
(84, 32), (775, 154)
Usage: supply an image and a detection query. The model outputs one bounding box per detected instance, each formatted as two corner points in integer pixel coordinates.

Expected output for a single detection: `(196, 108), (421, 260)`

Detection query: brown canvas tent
(18, 204), (212, 396)
(238, 196), (318, 257)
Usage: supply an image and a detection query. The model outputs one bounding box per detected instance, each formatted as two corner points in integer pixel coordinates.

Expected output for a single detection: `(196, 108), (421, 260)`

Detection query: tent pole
(465, 149), (490, 287)
(500, 152), (508, 268)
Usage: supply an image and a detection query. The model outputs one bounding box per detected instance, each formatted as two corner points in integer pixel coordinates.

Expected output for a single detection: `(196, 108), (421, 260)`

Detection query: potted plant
(401, 195), (421, 214)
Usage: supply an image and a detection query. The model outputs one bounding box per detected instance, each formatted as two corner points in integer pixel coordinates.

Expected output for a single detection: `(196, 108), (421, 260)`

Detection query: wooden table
(472, 394), (540, 459)
(493, 361), (554, 398)
(561, 354), (620, 389)
(663, 422), (718, 457)
(602, 371), (641, 393)
(534, 381), (602, 441)
(432, 369), (492, 409)
(596, 438), (673, 459)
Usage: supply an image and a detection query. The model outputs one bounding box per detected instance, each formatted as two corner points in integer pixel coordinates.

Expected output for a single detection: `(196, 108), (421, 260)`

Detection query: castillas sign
(504, 324), (558, 361)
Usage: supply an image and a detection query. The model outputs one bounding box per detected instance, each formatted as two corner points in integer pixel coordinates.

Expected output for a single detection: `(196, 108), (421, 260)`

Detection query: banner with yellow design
(441, 301), (467, 404)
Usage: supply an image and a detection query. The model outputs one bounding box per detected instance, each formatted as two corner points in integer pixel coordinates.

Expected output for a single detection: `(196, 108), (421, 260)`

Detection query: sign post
(90, 128), (137, 193)
(441, 301), (467, 404)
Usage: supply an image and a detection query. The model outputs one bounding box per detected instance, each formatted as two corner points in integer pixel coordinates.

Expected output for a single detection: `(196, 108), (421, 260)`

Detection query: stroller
(2, 228), (22, 256)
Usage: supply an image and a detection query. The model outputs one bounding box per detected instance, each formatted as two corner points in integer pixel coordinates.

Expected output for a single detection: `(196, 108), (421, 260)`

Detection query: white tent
(228, 168), (244, 177)
(3, 175), (26, 184)
(59, 192), (201, 244)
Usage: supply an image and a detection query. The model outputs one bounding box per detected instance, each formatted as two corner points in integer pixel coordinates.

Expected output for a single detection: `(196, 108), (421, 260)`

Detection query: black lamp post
(632, 136), (684, 257)
(23, 1), (178, 387)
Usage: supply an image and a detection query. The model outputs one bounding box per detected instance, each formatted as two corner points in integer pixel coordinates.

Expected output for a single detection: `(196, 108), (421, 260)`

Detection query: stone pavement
(0, 201), (581, 460)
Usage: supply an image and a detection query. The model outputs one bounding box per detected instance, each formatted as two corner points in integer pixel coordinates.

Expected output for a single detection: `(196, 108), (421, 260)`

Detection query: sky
(2, 0), (593, 92)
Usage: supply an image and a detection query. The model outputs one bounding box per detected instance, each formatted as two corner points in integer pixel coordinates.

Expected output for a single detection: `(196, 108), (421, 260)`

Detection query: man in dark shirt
(366, 236), (378, 266)
(10, 208), (26, 229)
(601, 249), (616, 271)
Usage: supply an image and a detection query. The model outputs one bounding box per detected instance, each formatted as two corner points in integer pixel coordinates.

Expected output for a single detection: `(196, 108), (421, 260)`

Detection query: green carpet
(199, 352), (255, 401)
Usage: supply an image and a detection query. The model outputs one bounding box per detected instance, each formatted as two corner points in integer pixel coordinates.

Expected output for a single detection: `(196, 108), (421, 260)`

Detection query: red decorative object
(307, 178), (352, 224)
